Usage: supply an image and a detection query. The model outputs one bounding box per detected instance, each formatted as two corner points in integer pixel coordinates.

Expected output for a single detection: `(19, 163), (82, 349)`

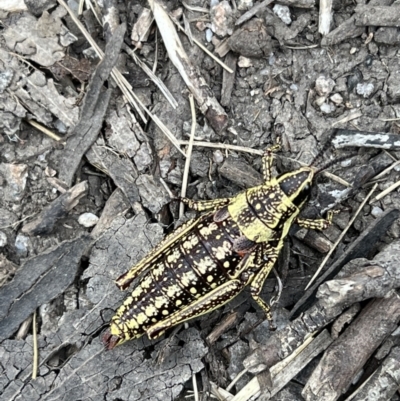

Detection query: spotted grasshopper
(103, 144), (336, 349)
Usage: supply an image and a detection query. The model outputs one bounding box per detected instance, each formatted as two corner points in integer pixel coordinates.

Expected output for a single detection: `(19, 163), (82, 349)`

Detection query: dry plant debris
(1, 0), (400, 400)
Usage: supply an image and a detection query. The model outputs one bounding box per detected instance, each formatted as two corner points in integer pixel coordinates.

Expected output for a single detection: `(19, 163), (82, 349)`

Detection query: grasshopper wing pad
(116, 214), (212, 289)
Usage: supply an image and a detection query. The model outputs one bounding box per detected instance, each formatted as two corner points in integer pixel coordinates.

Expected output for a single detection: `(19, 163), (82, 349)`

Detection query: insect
(103, 144), (337, 349)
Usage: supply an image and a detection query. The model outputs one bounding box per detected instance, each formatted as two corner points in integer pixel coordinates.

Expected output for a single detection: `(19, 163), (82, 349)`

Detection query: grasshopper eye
(279, 170), (312, 207)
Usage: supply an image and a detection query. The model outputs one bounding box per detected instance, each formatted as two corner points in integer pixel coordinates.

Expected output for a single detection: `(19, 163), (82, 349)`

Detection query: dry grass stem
(123, 44), (178, 109)
(168, 14), (233, 74)
(179, 140), (264, 155)
(370, 180), (400, 203)
(226, 369), (249, 392)
(0, 212), (37, 230)
(379, 117), (400, 121)
(322, 171), (351, 187)
(179, 140), (350, 185)
(27, 119), (64, 142)
(159, 177), (175, 199)
(32, 310), (38, 379)
(332, 110), (363, 127)
(192, 372), (199, 401)
(180, 94), (196, 217)
(210, 382), (234, 400)
(78, 0), (85, 15)
(149, 0), (228, 132)
(182, 1), (210, 13)
(231, 335), (316, 401)
(305, 183), (378, 290)
(284, 44), (319, 49)
(57, 0), (186, 156)
(372, 160), (400, 180)
(235, 0), (274, 26)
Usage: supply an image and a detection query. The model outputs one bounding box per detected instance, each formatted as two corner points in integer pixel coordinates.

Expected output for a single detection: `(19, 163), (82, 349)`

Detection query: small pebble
(330, 93), (343, 104)
(15, 234), (30, 257)
(237, 0), (253, 10)
(320, 102), (336, 114)
(356, 82), (374, 98)
(273, 4), (291, 25)
(205, 28), (213, 43)
(315, 75), (335, 96)
(78, 213), (99, 228)
(0, 231), (7, 247)
(371, 206), (383, 218)
(210, 0), (233, 37)
(238, 56), (252, 68)
(213, 150), (224, 164)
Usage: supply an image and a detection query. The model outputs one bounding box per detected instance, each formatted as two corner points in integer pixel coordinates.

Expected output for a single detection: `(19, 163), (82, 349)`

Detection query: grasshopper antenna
(314, 154), (357, 175)
(310, 129), (338, 167)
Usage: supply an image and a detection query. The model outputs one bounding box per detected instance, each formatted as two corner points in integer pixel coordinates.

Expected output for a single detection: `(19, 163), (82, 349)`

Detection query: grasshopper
(103, 144), (336, 349)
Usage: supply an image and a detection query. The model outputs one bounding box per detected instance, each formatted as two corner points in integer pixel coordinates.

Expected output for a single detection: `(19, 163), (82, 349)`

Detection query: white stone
(273, 4), (292, 24)
(205, 28), (213, 42)
(78, 213), (99, 228)
(15, 234), (30, 257)
(330, 93), (343, 104)
(0, 231), (7, 247)
(315, 75), (335, 96)
(320, 102), (335, 114)
(238, 56), (252, 68)
(371, 206), (383, 217)
(213, 150), (224, 164)
(356, 82), (374, 98)
(237, 0), (253, 10)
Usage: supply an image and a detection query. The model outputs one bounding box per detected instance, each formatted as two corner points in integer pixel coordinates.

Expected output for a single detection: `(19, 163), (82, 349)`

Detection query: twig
(331, 110), (363, 127)
(57, 0), (186, 156)
(149, 0), (228, 132)
(379, 117), (400, 121)
(319, 0), (333, 35)
(32, 310), (38, 379)
(179, 139), (264, 155)
(170, 15), (233, 74)
(182, 1), (209, 13)
(226, 369), (248, 392)
(284, 44), (318, 49)
(180, 94), (196, 217)
(235, 0), (274, 26)
(370, 180), (400, 203)
(78, 0), (85, 15)
(0, 212), (37, 230)
(305, 183), (378, 290)
(322, 171), (351, 187)
(372, 160), (400, 180)
(56, 0), (145, 121)
(153, 29), (158, 73)
(123, 44), (178, 109)
(178, 140), (351, 186)
(26, 119), (64, 143)
(192, 373), (199, 401)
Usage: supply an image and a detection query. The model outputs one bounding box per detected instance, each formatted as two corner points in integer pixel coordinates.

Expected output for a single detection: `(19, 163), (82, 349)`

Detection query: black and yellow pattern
(103, 146), (335, 349)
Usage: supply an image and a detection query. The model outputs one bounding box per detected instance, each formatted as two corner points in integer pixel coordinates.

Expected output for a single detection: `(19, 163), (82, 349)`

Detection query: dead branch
(148, 0), (228, 133)
(302, 295), (400, 401)
(21, 181), (88, 235)
(58, 23), (126, 186)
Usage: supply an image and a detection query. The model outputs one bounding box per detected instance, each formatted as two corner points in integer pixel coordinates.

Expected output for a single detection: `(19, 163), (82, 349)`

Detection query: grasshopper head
(277, 167), (314, 207)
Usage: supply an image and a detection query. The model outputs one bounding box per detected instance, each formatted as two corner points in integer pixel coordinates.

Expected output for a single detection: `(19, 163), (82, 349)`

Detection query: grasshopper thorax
(277, 167), (314, 208)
